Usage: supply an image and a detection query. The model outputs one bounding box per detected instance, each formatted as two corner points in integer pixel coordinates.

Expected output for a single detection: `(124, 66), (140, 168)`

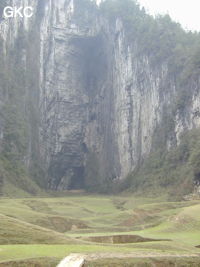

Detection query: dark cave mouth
(194, 173), (200, 186)
(48, 159), (85, 190)
(68, 167), (85, 190)
(49, 34), (108, 191)
(70, 33), (108, 98)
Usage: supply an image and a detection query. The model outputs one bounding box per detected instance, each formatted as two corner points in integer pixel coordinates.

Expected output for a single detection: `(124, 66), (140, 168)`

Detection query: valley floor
(0, 194), (200, 266)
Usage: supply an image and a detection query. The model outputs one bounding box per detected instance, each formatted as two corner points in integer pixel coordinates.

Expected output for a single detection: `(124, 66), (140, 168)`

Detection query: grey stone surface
(0, 0), (200, 190)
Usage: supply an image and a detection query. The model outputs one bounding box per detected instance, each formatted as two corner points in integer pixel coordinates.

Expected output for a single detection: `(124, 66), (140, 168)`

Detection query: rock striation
(0, 0), (200, 191)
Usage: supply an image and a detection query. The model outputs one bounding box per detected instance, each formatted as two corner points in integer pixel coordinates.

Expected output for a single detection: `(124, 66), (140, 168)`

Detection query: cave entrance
(68, 167), (85, 190)
(48, 33), (108, 191)
(70, 33), (108, 99)
(194, 173), (200, 186)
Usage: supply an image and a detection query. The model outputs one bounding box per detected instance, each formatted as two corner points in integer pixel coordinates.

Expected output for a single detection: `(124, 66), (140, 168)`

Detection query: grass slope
(0, 195), (199, 266)
(0, 214), (72, 245)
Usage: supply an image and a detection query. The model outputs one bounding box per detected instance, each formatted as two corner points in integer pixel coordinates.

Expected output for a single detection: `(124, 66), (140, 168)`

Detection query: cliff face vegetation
(0, 0), (200, 196)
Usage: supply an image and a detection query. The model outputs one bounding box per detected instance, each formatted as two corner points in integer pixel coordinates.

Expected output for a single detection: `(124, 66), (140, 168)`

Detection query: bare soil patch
(84, 234), (170, 244)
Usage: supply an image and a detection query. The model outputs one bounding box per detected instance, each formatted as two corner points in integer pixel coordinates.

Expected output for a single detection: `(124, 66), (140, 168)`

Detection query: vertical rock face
(0, 0), (200, 191)
(39, 0), (120, 189)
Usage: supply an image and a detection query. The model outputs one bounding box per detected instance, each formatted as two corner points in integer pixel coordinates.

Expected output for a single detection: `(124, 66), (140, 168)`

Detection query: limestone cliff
(0, 0), (200, 193)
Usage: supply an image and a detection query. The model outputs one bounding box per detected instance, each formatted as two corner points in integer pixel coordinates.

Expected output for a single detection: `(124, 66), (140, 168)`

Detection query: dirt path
(57, 252), (200, 266)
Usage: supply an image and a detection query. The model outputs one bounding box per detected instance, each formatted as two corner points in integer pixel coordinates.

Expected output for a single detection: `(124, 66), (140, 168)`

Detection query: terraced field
(0, 195), (200, 266)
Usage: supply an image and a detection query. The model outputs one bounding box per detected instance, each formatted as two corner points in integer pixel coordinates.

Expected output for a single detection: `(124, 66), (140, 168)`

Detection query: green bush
(124, 129), (200, 198)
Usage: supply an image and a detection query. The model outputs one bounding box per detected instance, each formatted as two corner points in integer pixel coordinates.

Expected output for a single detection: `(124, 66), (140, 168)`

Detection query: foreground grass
(0, 195), (171, 233)
(85, 257), (200, 267)
(0, 244), (138, 262)
(0, 195), (199, 265)
(0, 257), (58, 267)
(0, 214), (73, 245)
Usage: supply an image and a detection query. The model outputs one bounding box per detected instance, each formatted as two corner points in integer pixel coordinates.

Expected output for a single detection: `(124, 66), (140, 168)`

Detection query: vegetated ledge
(83, 234), (171, 244)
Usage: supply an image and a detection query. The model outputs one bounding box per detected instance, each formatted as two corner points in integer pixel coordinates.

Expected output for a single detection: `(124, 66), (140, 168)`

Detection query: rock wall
(0, 0), (200, 191)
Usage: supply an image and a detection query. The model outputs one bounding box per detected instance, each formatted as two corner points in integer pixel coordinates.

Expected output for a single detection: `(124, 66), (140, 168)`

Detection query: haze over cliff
(0, 0), (200, 197)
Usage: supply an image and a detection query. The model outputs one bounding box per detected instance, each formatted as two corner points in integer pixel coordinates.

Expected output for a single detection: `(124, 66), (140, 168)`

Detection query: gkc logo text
(3, 6), (34, 18)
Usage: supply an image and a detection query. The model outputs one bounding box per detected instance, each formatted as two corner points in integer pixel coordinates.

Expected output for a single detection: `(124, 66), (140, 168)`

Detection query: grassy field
(85, 257), (200, 267)
(0, 194), (200, 266)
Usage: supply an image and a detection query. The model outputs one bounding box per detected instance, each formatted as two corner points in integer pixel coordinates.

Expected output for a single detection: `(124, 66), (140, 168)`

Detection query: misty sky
(139, 0), (200, 32)
(96, 0), (200, 32)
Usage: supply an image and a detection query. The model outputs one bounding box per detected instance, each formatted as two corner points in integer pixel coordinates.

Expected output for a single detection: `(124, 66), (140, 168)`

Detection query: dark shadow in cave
(68, 167), (85, 189)
(48, 33), (108, 191)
